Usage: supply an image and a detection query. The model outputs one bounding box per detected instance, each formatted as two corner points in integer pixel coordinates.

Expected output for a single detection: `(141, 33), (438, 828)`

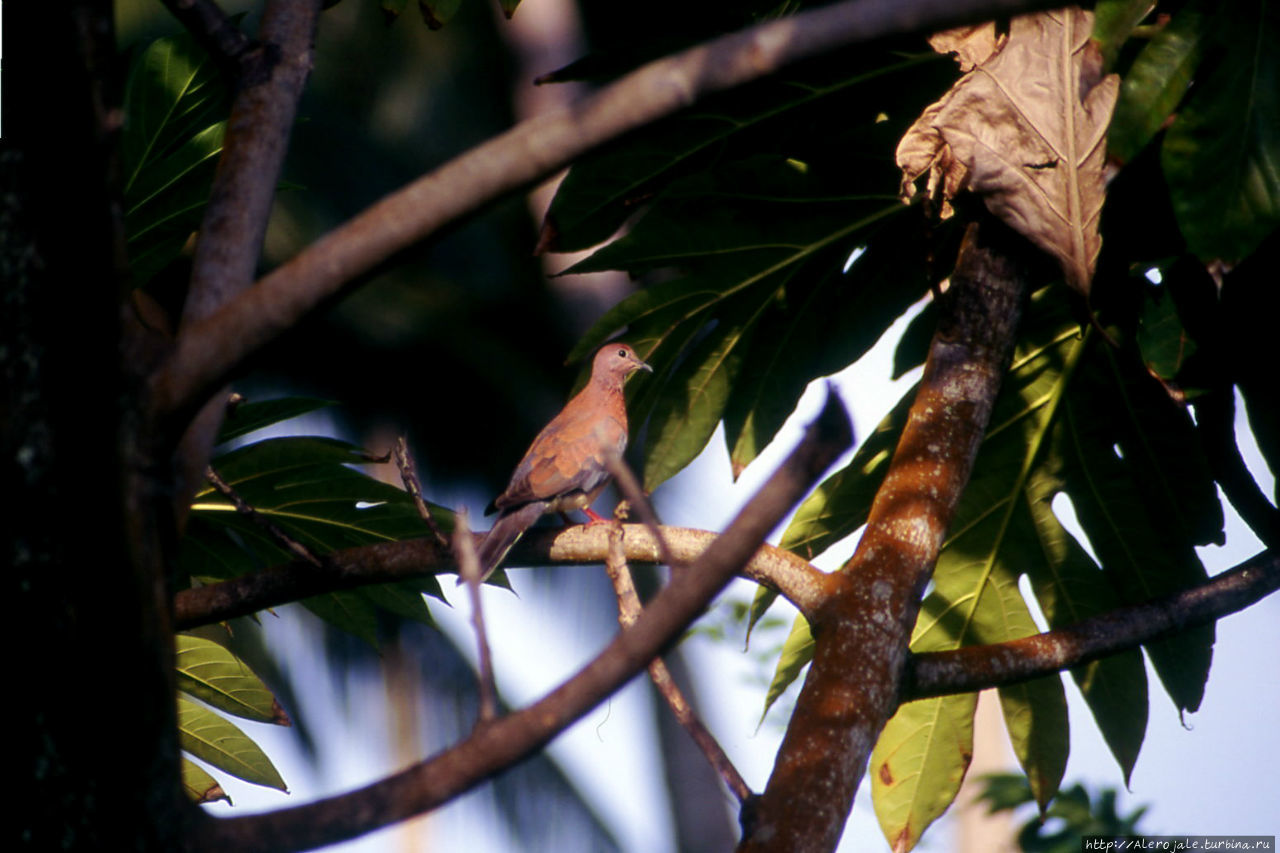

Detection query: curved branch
(185, 390), (852, 853)
(906, 549), (1279, 699)
(173, 523), (829, 631)
(150, 0), (1064, 421)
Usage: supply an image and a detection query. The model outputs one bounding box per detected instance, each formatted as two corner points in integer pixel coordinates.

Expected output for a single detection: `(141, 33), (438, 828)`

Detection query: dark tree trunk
(6, 3), (192, 849)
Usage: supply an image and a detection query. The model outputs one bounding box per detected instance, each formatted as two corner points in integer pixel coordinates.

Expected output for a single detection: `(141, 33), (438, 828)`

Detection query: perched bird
(475, 343), (652, 581)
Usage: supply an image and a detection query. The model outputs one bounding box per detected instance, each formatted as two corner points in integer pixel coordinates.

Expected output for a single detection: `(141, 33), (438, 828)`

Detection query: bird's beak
(634, 357), (653, 374)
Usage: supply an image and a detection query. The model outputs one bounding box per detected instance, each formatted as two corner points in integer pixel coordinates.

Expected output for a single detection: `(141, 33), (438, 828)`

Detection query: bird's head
(593, 343), (653, 386)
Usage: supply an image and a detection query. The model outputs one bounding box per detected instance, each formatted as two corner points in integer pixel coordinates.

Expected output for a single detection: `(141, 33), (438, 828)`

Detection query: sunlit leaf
(870, 693), (976, 853)
(177, 696), (287, 791)
(181, 758), (229, 805)
(176, 634), (288, 725)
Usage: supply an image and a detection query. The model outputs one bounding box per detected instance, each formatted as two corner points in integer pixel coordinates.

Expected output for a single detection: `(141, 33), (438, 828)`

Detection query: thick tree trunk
(7, 3), (191, 849)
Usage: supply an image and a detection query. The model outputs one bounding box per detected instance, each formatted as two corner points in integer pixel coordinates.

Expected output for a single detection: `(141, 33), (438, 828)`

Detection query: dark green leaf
(1108, 1), (1204, 163)
(1092, 0), (1158, 72)
(185, 436), (451, 641)
(216, 397), (337, 444)
(544, 53), (940, 253)
(1161, 0), (1280, 262)
(121, 32), (230, 287)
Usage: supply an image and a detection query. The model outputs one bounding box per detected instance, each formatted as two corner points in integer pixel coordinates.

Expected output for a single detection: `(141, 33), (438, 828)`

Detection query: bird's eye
(617, 348), (627, 357)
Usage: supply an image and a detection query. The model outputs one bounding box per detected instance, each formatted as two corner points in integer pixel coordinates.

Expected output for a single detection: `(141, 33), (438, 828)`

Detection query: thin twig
(604, 524), (753, 803)
(603, 452), (684, 570)
(205, 465), (324, 568)
(453, 511), (498, 724)
(393, 437), (450, 547)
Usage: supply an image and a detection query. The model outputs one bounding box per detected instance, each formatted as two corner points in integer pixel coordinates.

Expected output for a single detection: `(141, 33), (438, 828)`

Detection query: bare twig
(603, 452), (683, 570)
(205, 465), (324, 568)
(188, 387), (851, 853)
(393, 437), (450, 548)
(604, 524), (753, 803)
(453, 511), (499, 724)
(151, 0), (1066, 422)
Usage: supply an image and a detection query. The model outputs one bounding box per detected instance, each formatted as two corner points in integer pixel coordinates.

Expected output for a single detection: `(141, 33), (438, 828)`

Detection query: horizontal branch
(906, 549), (1280, 699)
(150, 0), (1064, 420)
(187, 389), (851, 853)
(173, 522), (828, 631)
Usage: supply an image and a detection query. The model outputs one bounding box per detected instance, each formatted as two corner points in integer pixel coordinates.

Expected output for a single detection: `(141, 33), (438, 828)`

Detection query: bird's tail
(474, 502), (548, 582)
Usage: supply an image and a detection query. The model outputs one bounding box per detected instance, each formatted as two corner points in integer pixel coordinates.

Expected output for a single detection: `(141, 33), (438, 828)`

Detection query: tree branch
(149, 0), (1064, 422)
(906, 549), (1279, 699)
(159, 0), (257, 79)
(186, 389), (852, 853)
(742, 218), (1033, 852)
(167, 0), (323, 530)
(173, 523), (829, 631)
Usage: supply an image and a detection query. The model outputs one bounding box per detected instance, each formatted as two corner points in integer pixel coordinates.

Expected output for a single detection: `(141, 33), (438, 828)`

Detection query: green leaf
(216, 397), (337, 444)
(1107, 2), (1204, 163)
(177, 696), (287, 791)
(773, 289), (1212, 793)
(1135, 285), (1196, 382)
(760, 611), (813, 724)
(544, 52), (940, 253)
(175, 634), (287, 725)
(184, 436), (449, 640)
(870, 693), (976, 853)
(418, 0), (462, 29)
(723, 214), (931, 478)
(642, 298), (759, 491)
(997, 676), (1069, 813)
(1161, 0), (1280, 262)
(1092, 0), (1157, 72)
(121, 32), (230, 286)
(779, 387), (913, 561)
(181, 757), (229, 804)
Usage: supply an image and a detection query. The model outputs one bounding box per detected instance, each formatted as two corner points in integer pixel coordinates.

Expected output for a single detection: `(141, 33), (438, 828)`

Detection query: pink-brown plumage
(476, 343), (651, 579)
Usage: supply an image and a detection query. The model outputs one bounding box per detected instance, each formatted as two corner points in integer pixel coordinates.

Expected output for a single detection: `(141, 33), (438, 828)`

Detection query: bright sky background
(207, 296), (1278, 852)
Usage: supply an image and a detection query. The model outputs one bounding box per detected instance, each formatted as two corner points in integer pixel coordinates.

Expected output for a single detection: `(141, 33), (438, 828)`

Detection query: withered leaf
(897, 8), (1119, 297)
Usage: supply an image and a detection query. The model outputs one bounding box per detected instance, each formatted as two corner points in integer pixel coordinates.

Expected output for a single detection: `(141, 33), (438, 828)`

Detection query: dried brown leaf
(898, 8), (1119, 296)
(928, 23), (1005, 72)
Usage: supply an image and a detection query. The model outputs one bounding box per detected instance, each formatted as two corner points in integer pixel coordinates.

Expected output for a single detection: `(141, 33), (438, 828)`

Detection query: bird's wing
(495, 400), (625, 508)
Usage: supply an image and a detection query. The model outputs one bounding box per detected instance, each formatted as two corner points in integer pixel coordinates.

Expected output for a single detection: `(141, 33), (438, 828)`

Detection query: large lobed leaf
(768, 287), (1220, 851)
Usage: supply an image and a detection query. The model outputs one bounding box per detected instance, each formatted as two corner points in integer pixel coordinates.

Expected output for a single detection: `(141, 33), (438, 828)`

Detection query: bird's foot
(583, 507), (609, 526)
